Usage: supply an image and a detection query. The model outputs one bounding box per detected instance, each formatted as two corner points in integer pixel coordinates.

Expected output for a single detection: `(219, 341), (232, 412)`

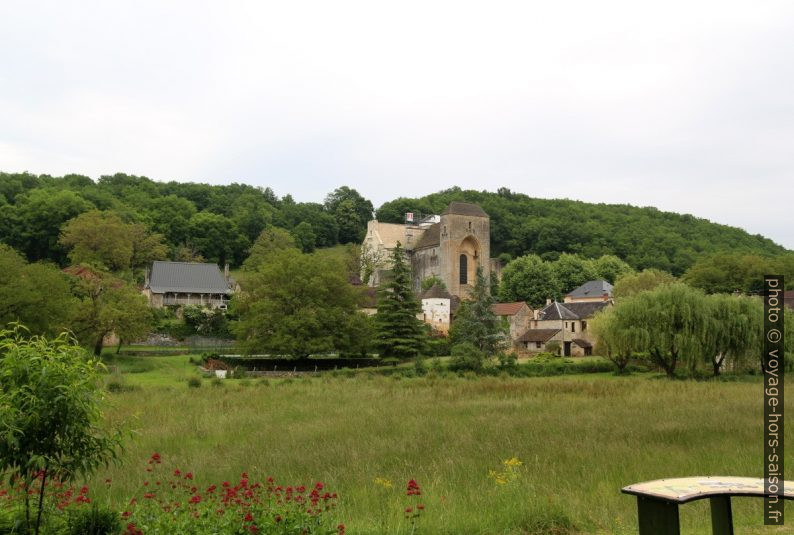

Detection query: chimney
(546, 298), (552, 305)
(224, 263), (230, 279)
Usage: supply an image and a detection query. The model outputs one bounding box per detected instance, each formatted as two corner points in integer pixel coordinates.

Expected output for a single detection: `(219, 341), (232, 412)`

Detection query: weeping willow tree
(602, 283), (709, 378)
(700, 294), (763, 376)
(590, 306), (647, 374)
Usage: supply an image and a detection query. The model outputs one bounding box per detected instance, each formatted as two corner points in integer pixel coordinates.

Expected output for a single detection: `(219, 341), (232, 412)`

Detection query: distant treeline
(0, 172), (373, 267)
(0, 173), (789, 274)
(377, 187), (788, 275)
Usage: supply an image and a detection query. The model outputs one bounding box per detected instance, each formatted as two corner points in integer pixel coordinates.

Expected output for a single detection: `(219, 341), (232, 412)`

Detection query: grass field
(90, 355), (794, 534)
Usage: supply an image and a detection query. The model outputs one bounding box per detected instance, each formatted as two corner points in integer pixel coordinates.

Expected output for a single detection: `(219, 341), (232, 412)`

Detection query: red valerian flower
(244, 512), (254, 522)
(337, 524), (346, 535)
(189, 494), (201, 504)
(406, 479), (421, 496)
(417, 504), (425, 510)
(185, 472), (194, 480)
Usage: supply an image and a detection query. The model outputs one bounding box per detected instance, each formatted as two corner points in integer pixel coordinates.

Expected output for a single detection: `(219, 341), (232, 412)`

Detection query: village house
(417, 284), (461, 334)
(512, 280), (614, 356)
(143, 261), (235, 309)
(490, 301), (533, 340)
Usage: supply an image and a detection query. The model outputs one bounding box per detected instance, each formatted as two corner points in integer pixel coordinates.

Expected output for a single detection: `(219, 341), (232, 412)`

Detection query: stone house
(490, 301), (533, 341)
(516, 300), (610, 356)
(363, 202), (499, 300)
(143, 261), (234, 309)
(417, 284), (460, 334)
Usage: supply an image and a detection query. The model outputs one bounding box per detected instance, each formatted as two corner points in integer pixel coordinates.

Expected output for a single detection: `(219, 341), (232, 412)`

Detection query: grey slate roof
(566, 279), (613, 299)
(562, 301), (610, 318)
(538, 301), (578, 320)
(148, 261), (232, 294)
(538, 300), (609, 320)
(441, 202), (488, 218)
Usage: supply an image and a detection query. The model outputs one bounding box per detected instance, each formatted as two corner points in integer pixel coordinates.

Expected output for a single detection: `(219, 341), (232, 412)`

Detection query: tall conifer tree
(374, 242), (425, 358)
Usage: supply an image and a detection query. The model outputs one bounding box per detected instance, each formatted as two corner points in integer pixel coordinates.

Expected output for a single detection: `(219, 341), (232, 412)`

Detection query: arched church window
(459, 254), (468, 285)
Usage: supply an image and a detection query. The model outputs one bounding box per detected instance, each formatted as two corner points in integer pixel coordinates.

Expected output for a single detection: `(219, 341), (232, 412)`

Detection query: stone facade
(363, 202), (492, 301)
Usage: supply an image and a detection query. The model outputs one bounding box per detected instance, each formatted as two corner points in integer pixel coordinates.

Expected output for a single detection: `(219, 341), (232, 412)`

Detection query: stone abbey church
(363, 201), (499, 298)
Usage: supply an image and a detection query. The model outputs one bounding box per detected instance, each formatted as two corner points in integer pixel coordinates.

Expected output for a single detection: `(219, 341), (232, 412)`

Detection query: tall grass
(90, 371), (792, 534)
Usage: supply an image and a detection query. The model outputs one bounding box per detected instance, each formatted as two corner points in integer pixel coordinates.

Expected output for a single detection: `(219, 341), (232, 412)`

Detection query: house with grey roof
(515, 299), (610, 356)
(143, 261), (235, 309)
(564, 279), (613, 303)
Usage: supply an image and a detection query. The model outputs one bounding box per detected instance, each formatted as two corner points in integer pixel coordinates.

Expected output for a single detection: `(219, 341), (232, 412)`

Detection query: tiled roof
(148, 261), (232, 294)
(566, 279), (613, 298)
(491, 302), (528, 316)
(516, 329), (560, 343)
(441, 202), (488, 218)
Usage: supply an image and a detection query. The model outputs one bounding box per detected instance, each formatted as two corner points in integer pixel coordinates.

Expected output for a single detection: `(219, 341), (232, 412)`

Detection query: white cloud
(1, 0), (792, 247)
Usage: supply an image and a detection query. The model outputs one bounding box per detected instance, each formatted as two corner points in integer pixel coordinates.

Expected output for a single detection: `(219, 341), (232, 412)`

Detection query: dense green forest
(377, 188), (788, 275)
(0, 172), (789, 275)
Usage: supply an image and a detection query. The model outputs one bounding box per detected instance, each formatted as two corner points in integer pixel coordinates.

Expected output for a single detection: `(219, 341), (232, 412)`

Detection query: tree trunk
(35, 467), (48, 535)
(117, 338), (123, 354)
(94, 336), (104, 356)
(713, 353), (724, 377)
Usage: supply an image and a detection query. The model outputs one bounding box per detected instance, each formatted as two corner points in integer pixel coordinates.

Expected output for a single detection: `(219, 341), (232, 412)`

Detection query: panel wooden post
(709, 496), (734, 535)
(637, 496), (680, 535)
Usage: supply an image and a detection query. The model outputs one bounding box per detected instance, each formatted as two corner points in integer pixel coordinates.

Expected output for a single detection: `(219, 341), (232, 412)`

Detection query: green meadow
(91, 355), (794, 534)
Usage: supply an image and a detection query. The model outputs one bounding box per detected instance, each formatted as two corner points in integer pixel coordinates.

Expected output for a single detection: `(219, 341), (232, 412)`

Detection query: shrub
(544, 341), (561, 355)
(449, 342), (485, 372)
(187, 377), (202, 388)
(210, 377), (224, 387)
(0, 326), (122, 535)
(65, 504), (121, 535)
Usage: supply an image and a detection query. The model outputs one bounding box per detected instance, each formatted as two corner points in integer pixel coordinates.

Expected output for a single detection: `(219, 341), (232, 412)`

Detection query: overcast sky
(1, 1), (793, 248)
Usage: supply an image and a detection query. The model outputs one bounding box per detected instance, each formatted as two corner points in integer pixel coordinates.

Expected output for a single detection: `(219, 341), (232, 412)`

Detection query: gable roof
(148, 261), (232, 294)
(539, 300), (609, 320)
(517, 328), (560, 343)
(491, 302), (528, 316)
(562, 301), (610, 318)
(441, 202), (488, 218)
(566, 279), (613, 298)
(539, 301), (578, 320)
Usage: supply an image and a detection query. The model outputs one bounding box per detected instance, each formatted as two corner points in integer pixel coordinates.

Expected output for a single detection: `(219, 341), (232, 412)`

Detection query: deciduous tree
(498, 254), (560, 307)
(0, 326), (122, 534)
(234, 249), (368, 358)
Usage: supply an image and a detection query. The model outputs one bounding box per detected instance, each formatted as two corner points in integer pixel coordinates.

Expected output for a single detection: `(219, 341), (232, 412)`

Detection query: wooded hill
(377, 188), (788, 275)
(0, 172), (788, 275)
